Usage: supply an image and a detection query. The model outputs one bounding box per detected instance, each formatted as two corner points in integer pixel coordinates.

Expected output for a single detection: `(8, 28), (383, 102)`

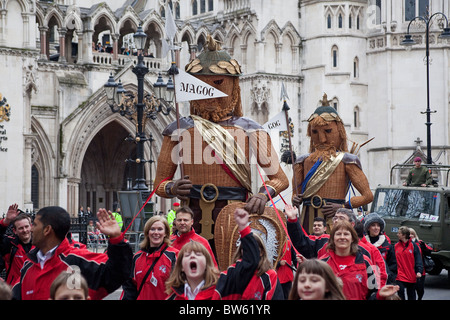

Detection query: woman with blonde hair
(122, 216), (178, 300)
(289, 259), (346, 300)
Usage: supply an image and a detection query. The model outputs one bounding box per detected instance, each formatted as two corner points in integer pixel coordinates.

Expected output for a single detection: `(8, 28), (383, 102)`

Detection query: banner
(174, 69), (228, 102)
(262, 110), (288, 132)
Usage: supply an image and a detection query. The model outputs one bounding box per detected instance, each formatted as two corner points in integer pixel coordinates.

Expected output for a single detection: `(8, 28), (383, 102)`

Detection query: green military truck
(369, 164), (450, 279)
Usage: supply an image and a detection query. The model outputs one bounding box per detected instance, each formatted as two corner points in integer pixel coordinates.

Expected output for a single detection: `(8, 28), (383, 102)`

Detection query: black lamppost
(104, 25), (174, 191)
(401, 12), (450, 165)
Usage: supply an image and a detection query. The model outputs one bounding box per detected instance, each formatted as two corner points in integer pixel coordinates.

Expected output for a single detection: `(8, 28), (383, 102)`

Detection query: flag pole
(281, 83), (298, 196)
(168, 60), (184, 179)
(164, 4), (186, 203)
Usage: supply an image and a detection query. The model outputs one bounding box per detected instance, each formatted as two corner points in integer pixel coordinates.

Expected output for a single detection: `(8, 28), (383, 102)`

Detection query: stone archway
(79, 120), (136, 213)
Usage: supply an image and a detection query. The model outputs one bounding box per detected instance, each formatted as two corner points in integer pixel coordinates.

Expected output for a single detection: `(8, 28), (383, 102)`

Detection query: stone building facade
(0, 0), (448, 216)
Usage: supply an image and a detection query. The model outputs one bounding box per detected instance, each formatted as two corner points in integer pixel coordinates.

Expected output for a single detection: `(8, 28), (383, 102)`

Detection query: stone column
(111, 33), (119, 64)
(39, 26), (48, 60)
(0, 10), (7, 45)
(76, 30), (83, 64)
(58, 28), (67, 63)
(189, 44), (197, 59)
(23, 135), (34, 212)
(84, 29), (94, 64)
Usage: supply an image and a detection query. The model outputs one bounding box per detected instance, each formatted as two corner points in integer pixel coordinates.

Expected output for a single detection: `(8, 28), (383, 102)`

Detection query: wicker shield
(214, 202), (287, 271)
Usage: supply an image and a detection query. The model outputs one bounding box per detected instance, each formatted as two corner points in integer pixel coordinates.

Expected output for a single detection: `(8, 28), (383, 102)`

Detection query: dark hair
(176, 206), (194, 219)
(313, 217), (326, 226)
(398, 226), (410, 239)
(354, 220), (364, 238)
(36, 206), (71, 241)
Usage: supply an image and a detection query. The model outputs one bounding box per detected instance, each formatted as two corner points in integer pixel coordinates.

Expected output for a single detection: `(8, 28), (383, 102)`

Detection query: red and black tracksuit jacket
(287, 217), (329, 259)
(12, 236), (133, 300)
(395, 239), (423, 283)
(321, 250), (382, 300)
(121, 244), (178, 300)
(0, 220), (33, 286)
(213, 227), (284, 300)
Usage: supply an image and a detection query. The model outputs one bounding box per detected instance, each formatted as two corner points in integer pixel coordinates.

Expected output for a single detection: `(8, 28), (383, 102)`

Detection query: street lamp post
(401, 13), (450, 165)
(132, 26), (149, 190)
(104, 25), (174, 191)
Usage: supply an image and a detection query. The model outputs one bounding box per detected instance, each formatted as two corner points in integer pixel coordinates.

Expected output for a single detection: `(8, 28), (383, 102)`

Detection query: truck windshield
(372, 188), (441, 221)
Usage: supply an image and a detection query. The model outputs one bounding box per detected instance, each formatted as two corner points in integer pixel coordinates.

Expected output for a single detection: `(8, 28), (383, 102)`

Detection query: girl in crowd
(363, 212), (397, 284)
(165, 208), (258, 300)
(121, 216), (178, 300)
(409, 228), (433, 300)
(165, 240), (218, 300)
(395, 226), (423, 300)
(320, 220), (399, 300)
(214, 231), (283, 300)
(288, 259), (346, 300)
(49, 271), (90, 300)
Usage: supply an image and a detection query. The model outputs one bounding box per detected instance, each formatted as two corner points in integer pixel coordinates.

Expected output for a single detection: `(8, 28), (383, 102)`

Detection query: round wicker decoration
(214, 202), (287, 271)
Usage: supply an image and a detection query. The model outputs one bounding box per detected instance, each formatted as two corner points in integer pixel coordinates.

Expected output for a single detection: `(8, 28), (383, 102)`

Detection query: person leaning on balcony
(403, 157), (432, 187)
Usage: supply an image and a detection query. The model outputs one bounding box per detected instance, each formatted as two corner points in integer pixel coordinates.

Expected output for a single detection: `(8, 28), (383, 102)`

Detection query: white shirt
(36, 246), (58, 269)
(184, 280), (205, 300)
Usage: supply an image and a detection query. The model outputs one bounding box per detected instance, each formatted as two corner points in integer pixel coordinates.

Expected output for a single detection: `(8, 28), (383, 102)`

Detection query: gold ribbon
(191, 115), (252, 191)
(302, 152), (345, 198)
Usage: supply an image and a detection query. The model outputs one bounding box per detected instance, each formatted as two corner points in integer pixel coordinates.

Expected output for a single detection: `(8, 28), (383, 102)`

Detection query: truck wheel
(427, 259), (443, 275)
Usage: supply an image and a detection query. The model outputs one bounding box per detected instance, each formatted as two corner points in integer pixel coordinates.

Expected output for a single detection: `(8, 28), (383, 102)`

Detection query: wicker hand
(244, 193), (267, 215)
(322, 202), (342, 218)
(171, 175), (193, 201)
(292, 194), (303, 208)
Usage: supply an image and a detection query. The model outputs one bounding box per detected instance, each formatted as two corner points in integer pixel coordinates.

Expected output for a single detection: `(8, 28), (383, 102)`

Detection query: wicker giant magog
(154, 36), (289, 266)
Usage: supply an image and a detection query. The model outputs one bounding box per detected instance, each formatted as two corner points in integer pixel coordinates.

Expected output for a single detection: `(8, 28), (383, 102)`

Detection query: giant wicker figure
(154, 36), (289, 257)
(293, 94), (373, 233)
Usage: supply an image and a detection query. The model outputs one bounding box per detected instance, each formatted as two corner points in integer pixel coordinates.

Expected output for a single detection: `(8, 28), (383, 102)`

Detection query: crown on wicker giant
(185, 35), (242, 77)
(307, 93), (342, 122)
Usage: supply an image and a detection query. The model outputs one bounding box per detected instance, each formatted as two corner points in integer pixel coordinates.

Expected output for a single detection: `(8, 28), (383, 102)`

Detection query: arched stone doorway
(79, 120), (136, 213)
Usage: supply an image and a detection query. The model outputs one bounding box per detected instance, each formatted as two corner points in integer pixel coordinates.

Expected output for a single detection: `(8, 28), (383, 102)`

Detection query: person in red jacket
(394, 226), (423, 300)
(285, 205), (383, 281)
(171, 206), (218, 268)
(121, 215), (178, 300)
(11, 206), (133, 300)
(214, 230), (284, 300)
(166, 208), (260, 300)
(275, 239), (296, 299)
(165, 240), (219, 300)
(0, 204), (34, 286)
(363, 212), (397, 284)
(320, 220), (399, 300)
(410, 228), (432, 300)
(354, 220), (389, 288)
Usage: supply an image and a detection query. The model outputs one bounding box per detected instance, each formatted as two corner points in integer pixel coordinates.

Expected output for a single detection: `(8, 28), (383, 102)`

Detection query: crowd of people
(92, 41), (155, 58)
(0, 196), (435, 301)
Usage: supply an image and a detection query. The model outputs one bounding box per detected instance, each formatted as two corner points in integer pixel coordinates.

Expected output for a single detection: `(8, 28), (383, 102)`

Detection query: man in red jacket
(171, 206), (218, 268)
(0, 204), (34, 286)
(12, 206), (133, 300)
